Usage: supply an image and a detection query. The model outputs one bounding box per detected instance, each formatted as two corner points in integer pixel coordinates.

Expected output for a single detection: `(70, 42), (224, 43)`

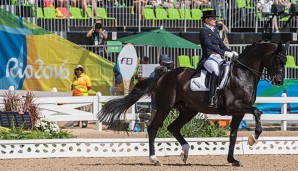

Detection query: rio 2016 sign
(6, 58), (70, 80)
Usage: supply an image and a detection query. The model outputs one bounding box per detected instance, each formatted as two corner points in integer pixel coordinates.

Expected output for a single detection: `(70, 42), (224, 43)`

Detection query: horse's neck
(239, 44), (275, 72)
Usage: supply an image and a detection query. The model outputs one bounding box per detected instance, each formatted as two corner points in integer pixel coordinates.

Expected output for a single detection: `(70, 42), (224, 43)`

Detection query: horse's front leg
(248, 107), (263, 146)
(227, 114), (244, 167)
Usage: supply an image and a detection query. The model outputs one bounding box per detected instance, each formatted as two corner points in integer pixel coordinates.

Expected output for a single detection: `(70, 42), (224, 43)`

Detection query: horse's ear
(284, 41), (290, 50)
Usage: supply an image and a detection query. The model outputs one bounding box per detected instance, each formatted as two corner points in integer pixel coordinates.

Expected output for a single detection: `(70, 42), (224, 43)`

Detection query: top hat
(202, 10), (218, 19)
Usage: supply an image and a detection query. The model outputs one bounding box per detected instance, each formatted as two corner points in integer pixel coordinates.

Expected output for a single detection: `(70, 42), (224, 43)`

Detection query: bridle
(233, 44), (287, 82)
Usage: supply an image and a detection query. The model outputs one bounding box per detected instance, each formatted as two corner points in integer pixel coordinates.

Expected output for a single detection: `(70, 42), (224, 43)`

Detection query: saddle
(190, 64), (230, 92)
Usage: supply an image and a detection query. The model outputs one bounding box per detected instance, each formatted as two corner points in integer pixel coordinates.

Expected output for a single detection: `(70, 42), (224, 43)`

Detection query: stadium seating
(69, 7), (83, 19)
(178, 55), (194, 68)
(190, 9), (202, 20)
(43, 7), (56, 19)
(37, 7), (44, 18)
(179, 9), (193, 20)
(192, 56), (200, 68)
(143, 8), (156, 20)
(155, 8), (169, 20)
(168, 8), (182, 20)
(96, 8), (115, 20)
(286, 56), (298, 68)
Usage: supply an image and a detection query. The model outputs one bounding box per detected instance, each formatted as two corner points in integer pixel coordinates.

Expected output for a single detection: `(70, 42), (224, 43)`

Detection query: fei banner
(0, 9), (113, 95)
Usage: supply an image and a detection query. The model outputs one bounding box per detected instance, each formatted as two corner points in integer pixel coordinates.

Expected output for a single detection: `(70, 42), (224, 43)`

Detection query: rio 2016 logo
(6, 58), (70, 80)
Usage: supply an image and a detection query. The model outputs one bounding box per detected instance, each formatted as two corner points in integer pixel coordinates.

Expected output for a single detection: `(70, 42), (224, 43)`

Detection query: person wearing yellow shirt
(71, 65), (91, 128)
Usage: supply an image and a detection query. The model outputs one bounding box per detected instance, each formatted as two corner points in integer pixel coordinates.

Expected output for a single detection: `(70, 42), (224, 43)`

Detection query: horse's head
(269, 41), (289, 86)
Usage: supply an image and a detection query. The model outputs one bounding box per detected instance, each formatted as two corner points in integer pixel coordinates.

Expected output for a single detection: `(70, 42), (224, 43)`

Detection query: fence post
(95, 92), (103, 131)
(281, 90), (288, 131)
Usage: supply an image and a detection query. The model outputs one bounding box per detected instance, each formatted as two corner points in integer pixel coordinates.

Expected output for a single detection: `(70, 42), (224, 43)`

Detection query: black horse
(98, 41), (289, 166)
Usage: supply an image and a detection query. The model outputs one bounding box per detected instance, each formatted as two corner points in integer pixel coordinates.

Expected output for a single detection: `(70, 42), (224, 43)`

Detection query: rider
(196, 10), (238, 108)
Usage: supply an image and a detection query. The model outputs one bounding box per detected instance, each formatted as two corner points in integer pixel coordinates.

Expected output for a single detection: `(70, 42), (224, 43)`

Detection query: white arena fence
(0, 89), (298, 159)
(0, 89), (298, 131)
(1, 137), (298, 159)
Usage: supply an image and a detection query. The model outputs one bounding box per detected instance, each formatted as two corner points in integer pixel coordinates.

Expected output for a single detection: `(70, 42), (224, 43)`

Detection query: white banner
(118, 44), (138, 81)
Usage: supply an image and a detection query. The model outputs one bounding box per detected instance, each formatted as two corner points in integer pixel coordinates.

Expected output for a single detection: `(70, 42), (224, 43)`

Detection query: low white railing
(0, 89), (297, 131)
(0, 137), (298, 159)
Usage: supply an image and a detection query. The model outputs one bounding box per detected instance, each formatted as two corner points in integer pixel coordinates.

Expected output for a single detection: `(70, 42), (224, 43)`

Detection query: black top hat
(202, 10), (218, 19)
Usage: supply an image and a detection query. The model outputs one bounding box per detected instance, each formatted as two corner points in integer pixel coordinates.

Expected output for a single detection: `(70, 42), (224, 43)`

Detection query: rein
(233, 58), (264, 78)
(233, 43), (285, 82)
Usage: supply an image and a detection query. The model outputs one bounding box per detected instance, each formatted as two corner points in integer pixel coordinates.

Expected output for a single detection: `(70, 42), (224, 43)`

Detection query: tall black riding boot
(209, 72), (219, 108)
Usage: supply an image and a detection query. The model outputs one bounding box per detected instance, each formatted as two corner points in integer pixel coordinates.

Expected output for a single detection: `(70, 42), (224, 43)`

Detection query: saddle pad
(190, 70), (209, 91)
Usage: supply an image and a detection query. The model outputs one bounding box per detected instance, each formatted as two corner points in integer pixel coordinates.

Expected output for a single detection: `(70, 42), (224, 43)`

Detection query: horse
(98, 40), (289, 167)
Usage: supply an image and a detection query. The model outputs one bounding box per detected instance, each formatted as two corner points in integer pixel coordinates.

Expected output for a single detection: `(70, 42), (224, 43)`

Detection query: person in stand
(193, 10), (238, 108)
(113, 61), (124, 95)
(86, 22), (108, 58)
(71, 65), (92, 128)
(139, 54), (171, 125)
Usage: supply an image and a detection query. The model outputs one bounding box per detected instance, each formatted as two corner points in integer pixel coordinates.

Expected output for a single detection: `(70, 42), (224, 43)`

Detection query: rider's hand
(224, 51), (234, 59)
(232, 51), (239, 57)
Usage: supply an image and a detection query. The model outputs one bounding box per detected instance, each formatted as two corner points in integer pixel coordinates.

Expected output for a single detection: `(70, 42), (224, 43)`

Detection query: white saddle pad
(190, 70), (209, 91)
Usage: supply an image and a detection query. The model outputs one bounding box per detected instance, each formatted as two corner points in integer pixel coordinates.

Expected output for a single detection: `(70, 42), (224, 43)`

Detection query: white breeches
(203, 54), (224, 76)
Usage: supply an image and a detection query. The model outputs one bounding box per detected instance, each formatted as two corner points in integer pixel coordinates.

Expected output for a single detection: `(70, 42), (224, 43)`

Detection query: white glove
(224, 51), (233, 59)
(232, 51), (239, 57)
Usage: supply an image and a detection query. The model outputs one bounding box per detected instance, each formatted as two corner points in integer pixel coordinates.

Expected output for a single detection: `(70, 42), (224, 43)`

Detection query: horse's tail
(97, 77), (159, 131)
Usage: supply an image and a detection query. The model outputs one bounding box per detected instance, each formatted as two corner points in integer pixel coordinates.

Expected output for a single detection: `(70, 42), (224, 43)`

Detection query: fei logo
(120, 57), (133, 65)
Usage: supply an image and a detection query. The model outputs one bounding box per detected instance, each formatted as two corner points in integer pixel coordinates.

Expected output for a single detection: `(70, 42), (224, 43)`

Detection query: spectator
(278, 0), (291, 9)
(86, 22), (108, 58)
(82, 0), (99, 18)
(193, 0), (211, 9)
(55, 0), (71, 18)
(113, 62), (124, 95)
(133, 0), (148, 18)
(44, 0), (54, 7)
(136, 56), (150, 82)
(140, 54), (171, 126)
(216, 21), (230, 47)
(257, 0), (265, 10)
(262, 0), (279, 32)
(71, 65), (92, 128)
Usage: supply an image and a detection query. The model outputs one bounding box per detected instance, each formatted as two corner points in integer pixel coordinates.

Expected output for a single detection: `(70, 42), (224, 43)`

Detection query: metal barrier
(1, 0), (297, 33)
(81, 44), (298, 79)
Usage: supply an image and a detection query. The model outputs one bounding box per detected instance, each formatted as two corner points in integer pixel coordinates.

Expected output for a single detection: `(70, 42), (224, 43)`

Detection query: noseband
(270, 47), (287, 82)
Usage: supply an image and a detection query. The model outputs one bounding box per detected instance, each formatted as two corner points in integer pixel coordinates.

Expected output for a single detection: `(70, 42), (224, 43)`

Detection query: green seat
(286, 56), (298, 68)
(178, 55), (194, 68)
(96, 8), (115, 19)
(191, 9), (202, 20)
(107, 41), (122, 53)
(179, 9), (193, 20)
(143, 8), (156, 20)
(168, 8), (182, 20)
(192, 56), (200, 68)
(155, 8), (169, 20)
(37, 7), (44, 18)
(236, 0), (254, 9)
(82, 7), (92, 18)
(43, 7), (56, 19)
(69, 7), (83, 19)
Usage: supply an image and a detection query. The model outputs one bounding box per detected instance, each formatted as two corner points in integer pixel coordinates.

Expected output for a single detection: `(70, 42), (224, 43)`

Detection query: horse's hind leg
(147, 106), (172, 166)
(167, 109), (197, 164)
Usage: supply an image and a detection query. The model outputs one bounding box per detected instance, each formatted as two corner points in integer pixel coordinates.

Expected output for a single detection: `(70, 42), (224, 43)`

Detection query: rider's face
(206, 17), (217, 26)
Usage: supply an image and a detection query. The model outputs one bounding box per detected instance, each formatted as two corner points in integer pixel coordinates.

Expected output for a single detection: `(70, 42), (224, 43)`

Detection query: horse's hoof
(248, 134), (256, 146)
(232, 161), (242, 167)
(180, 152), (188, 164)
(154, 161), (163, 166)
